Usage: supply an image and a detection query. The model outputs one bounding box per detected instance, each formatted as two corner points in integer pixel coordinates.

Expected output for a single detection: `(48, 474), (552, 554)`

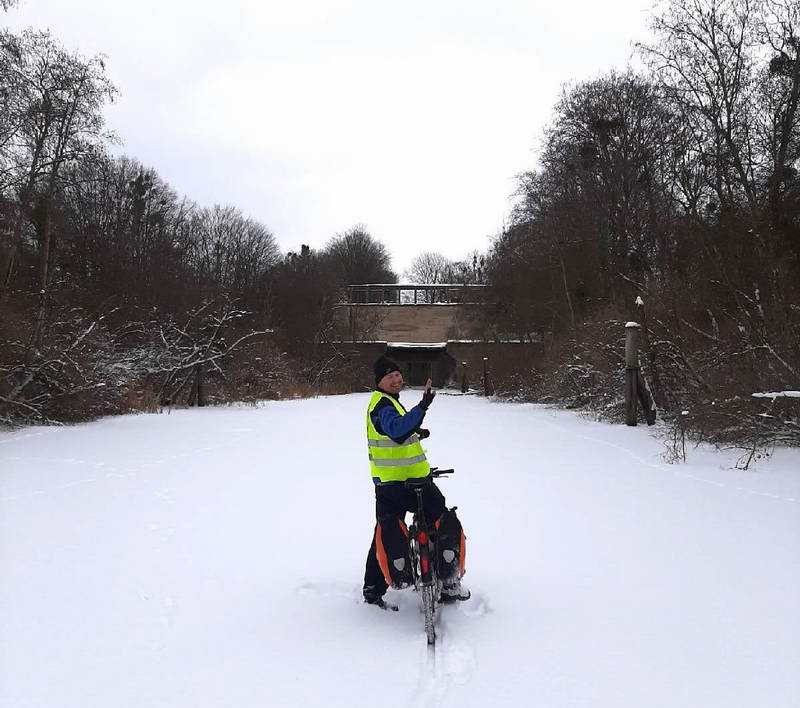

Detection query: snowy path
(1, 394), (798, 708)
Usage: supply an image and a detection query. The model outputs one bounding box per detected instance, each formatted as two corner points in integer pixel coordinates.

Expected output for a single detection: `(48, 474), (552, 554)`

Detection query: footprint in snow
(456, 593), (490, 617)
(296, 580), (362, 604)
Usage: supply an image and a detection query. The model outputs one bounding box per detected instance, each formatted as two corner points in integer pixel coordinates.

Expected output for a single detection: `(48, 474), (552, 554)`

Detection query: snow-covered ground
(1, 394), (798, 708)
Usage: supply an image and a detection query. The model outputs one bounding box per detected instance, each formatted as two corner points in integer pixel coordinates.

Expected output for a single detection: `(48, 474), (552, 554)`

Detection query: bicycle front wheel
(422, 585), (436, 645)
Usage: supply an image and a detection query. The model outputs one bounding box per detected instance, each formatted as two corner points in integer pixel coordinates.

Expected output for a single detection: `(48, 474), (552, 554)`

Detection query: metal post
(461, 361), (468, 394)
(625, 322), (640, 426)
(482, 357), (492, 396)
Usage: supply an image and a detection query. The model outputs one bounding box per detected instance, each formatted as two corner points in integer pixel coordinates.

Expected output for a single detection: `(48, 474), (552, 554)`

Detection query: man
(363, 355), (469, 611)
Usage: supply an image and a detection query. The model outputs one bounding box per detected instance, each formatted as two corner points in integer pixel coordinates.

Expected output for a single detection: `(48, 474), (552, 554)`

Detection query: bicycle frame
(406, 468), (454, 645)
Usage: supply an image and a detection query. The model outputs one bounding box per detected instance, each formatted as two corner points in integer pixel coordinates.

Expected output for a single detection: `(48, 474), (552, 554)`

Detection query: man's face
(379, 369), (404, 394)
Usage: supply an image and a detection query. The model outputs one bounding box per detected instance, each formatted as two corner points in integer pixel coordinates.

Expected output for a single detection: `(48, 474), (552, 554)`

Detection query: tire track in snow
(294, 578), (480, 707)
(412, 620), (446, 708)
(411, 599), (481, 707)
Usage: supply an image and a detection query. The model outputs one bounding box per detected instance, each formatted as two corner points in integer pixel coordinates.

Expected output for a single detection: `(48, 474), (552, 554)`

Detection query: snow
(625, 321), (640, 328)
(388, 342), (449, 349)
(352, 283), (489, 289)
(1, 395), (799, 708)
(752, 391), (800, 399)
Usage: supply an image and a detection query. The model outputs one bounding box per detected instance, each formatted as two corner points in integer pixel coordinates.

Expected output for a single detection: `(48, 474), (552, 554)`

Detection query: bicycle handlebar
(404, 467), (455, 490)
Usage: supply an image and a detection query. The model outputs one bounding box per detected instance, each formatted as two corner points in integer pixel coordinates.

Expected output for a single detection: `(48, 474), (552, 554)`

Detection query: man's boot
(364, 594), (399, 611)
(440, 579), (471, 603)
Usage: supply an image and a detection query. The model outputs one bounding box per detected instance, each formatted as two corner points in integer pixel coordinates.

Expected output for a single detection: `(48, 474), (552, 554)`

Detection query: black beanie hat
(374, 356), (401, 387)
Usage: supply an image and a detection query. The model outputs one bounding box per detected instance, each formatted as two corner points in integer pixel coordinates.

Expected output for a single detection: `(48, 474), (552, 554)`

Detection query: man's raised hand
(420, 378), (436, 410)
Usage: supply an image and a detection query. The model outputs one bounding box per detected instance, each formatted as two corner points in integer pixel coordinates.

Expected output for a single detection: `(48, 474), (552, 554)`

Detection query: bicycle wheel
(422, 584), (436, 645)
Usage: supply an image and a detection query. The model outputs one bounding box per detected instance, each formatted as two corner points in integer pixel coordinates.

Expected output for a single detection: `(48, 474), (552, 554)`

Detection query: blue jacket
(370, 390), (426, 444)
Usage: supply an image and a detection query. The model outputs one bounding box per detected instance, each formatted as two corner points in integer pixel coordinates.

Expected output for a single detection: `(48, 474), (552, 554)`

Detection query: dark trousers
(362, 481), (464, 601)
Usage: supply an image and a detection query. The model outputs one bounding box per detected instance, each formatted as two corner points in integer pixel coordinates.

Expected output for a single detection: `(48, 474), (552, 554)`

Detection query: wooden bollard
(625, 322), (640, 426)
(482, 357), (489, 396)
(461, 361), (468, 393)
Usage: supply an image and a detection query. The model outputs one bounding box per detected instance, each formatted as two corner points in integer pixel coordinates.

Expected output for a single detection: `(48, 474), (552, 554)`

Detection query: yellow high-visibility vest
(366, 391), (430, 484)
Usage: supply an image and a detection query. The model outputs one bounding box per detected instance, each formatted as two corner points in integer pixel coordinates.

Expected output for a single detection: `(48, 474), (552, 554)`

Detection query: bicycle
(404, 467), (455, 646)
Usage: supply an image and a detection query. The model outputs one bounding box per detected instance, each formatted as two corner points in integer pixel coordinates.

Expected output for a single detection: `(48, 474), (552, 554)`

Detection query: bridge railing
(344, 283), (489, 305)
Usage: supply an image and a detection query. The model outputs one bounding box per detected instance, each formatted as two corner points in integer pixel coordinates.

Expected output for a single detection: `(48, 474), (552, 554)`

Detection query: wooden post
(188, 362), (205, 407)
(625, 322), (640, 426)
(482, 356), (493, 396)
(460, 361), (468, 393)
(197, 362), (205, 407)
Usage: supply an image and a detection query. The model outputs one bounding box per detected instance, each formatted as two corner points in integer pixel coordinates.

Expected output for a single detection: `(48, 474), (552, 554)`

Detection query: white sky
(4, 0), (652, 273)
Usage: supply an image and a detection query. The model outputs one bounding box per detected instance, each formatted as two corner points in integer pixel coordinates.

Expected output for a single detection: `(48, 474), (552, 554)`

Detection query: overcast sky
(4, 0), (652, 273)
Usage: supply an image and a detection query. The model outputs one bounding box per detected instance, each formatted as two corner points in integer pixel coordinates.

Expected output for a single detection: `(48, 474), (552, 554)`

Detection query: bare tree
(542, 71), (678, 290)
(146, 298), (272, 408)
(450, 251), (487, 285)
(57, 156), (197, 309)
(324, 224), (396, 289)
(0, 30), (116, 334)
(404, 251), (454, 302)
(638, 0), (760, 217)
(405, 251), (453, 282)
(270, 244), (339, 352)
(183, 204), (279, 304)
(754, 0), (800, 231)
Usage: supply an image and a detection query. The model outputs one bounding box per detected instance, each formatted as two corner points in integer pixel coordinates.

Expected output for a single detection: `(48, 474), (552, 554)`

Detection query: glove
(420, 387), (436, 410)
(417, 428), (430, 440)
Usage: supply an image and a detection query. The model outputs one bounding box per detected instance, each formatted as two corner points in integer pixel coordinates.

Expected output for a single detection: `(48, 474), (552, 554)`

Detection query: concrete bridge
(338, 283), (490, 342)
(334, 284), (531, 388)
